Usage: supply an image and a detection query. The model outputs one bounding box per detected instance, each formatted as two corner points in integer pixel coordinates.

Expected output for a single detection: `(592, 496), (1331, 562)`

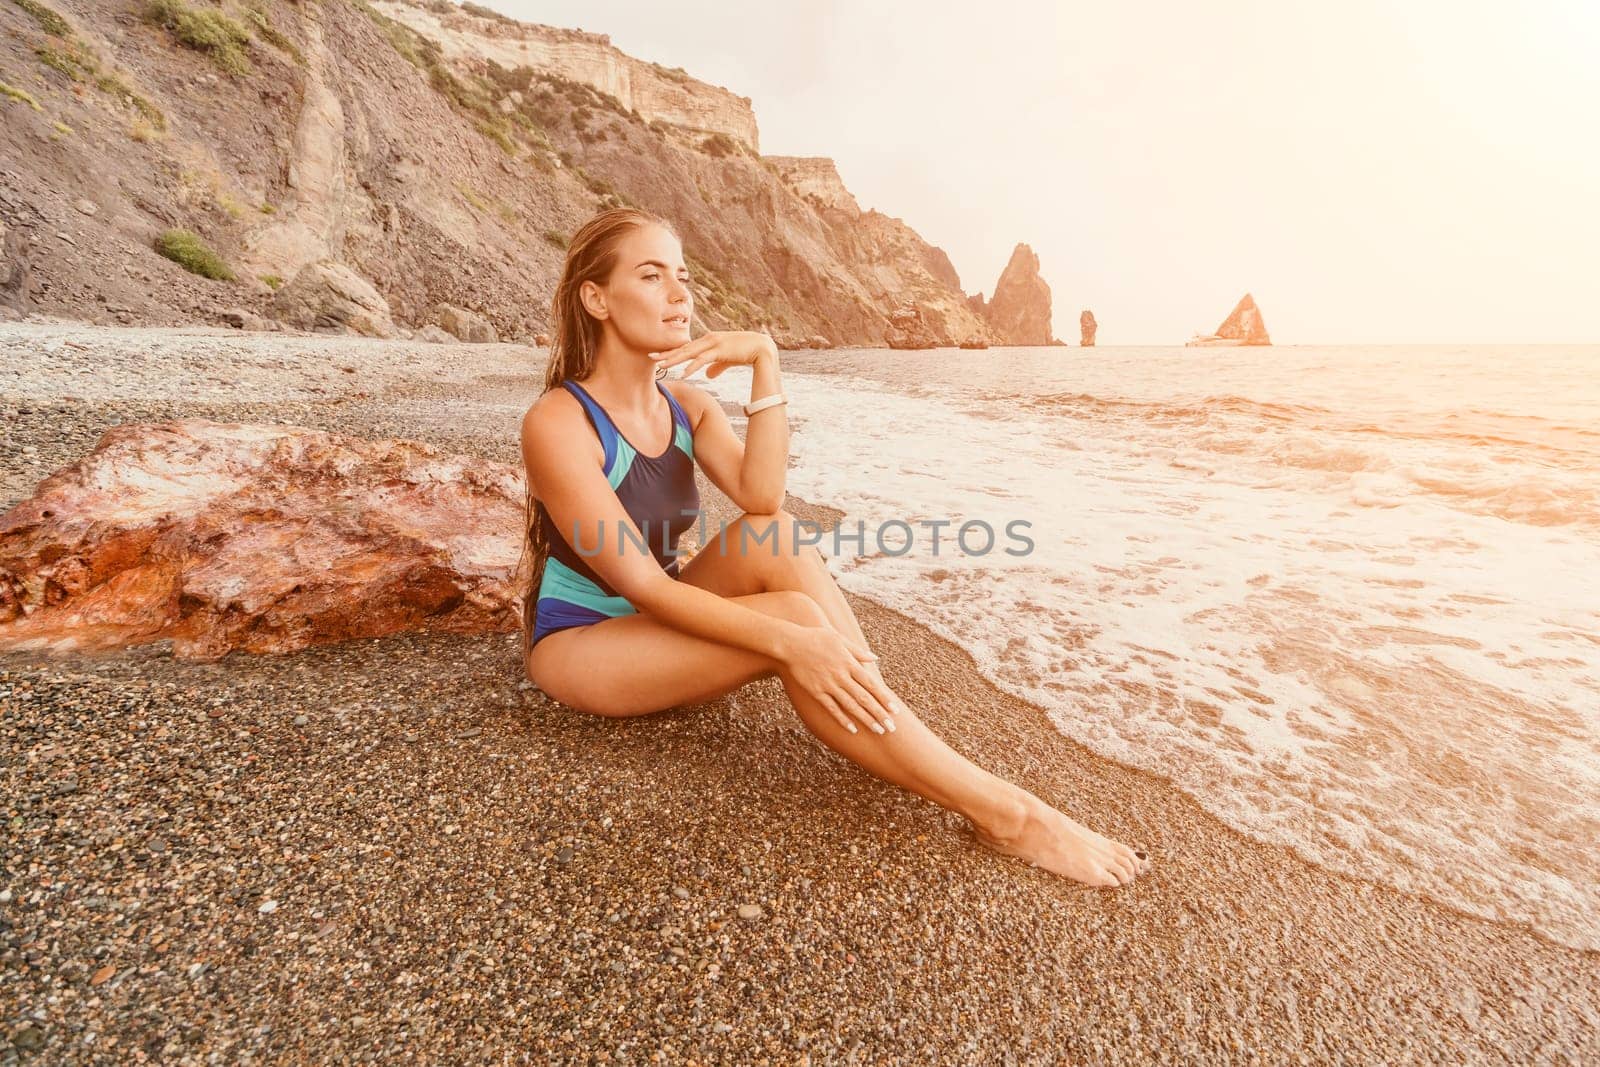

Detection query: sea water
(699, 344), (1600, 950)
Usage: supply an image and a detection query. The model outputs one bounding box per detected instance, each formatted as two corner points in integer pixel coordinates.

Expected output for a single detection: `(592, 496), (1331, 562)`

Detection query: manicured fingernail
(870, 722), (884, 734)
(884, 719), (896, 733)
(847, 723), (857, 734)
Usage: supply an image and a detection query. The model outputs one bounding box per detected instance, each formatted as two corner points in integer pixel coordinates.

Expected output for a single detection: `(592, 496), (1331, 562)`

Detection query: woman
(519, 208), (1149, 888)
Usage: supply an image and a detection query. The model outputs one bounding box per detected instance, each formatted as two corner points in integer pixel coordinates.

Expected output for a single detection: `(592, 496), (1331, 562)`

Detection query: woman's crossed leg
(525, 509), (1148, 888)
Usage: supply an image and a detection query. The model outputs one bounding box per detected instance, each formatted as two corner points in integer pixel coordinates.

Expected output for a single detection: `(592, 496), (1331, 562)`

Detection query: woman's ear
(579, 279), (608, 320)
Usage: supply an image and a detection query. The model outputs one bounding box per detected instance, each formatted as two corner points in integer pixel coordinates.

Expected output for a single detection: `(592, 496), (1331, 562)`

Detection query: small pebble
(258, 900), (279, 915)
(737, 903), (763, 921)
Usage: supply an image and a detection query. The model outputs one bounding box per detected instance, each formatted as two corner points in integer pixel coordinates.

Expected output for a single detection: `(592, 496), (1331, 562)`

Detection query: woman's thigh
(525, 589), (822, 717)
(668, 511), (793, 599)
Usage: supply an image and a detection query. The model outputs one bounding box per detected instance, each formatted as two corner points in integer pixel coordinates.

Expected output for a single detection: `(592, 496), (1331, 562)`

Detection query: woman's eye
(643, 272), (661, 281)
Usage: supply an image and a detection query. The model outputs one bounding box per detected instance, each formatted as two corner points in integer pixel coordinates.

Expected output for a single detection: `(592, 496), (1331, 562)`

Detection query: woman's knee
(760, 589), (830, 628)
(726, 508), (824, 574)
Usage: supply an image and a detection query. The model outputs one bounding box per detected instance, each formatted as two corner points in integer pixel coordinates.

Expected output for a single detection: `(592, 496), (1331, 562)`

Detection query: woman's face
(584, 223), (693, 353)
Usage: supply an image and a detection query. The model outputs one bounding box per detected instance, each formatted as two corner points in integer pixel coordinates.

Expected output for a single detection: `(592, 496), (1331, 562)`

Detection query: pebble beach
(3, 323), (1598, 1064)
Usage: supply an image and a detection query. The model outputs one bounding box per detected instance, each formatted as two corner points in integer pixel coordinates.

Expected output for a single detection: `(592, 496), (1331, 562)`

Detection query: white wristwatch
(743, 392), (787, 417)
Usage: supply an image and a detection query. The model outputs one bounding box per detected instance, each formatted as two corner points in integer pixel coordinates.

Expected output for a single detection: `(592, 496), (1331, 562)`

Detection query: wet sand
(2, 323), (1597, 1063)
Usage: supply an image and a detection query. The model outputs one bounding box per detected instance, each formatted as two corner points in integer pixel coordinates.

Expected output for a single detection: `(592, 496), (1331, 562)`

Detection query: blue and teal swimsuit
(530, 378), (699, 650)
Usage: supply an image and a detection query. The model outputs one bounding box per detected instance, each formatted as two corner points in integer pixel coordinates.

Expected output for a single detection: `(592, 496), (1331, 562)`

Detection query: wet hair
(517, 207), (678, 653)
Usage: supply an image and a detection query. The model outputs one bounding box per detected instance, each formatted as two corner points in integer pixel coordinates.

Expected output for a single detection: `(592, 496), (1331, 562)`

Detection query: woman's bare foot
(972, 796), (1149, 888)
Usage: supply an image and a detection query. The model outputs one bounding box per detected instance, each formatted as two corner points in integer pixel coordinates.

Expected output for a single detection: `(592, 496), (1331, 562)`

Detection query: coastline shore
(3, 325), (1597, 1063)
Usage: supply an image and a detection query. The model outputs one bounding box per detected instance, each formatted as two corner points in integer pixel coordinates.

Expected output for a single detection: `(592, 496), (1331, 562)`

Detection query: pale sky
(484, 1), (1599, 344)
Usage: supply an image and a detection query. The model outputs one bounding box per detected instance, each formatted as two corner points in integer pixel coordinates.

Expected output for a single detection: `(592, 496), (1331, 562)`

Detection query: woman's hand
(650, 331), (778, 380)
(778, 624), (904, 736)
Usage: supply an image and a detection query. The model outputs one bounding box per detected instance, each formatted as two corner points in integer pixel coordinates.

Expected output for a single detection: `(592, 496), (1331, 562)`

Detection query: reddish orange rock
(0, 421), (526, 660)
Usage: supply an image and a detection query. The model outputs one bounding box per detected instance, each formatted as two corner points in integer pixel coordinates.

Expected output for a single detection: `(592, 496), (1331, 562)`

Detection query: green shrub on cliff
(461, 2), (516, 25)
(0, 80), (42, 111)
(35, 43), (93, 81)
(352, 0), (437, 69)
(144, 0), (253, 76)
(97, 71), (166, 130)
(649, 62), (691, 87)
(244, 5), (304, 65)
(156, 229), (235, 281)
(9, 0), (71, 37)
(484, 58), (532, 94)
(700, 132), (738, 158)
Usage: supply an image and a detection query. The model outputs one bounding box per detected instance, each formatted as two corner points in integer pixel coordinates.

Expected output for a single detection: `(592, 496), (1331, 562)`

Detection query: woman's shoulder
(520, 386), (605, 498)
(661, 379), (706, 429)
(520, 384), (596, 460)
(522, 381), (582, 429)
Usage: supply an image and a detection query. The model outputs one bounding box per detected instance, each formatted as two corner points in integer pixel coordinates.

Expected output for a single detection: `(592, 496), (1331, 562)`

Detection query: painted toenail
(1135, 850), (1147, 860)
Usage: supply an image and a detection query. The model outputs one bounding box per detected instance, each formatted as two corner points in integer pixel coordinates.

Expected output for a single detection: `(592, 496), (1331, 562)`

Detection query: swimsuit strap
(659, 382), (692, 433)
(562, 379), (688, 463)
(560, 379), (619, 473)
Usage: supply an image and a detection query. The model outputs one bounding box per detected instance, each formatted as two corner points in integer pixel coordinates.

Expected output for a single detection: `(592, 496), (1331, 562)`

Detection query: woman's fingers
(652, 335), (715, 368)
(851, 667), (901, 723)
(854, 664), (904, 717)
(815, 690), (858, 735)
(677, 340), (728, 378)
(840, 676), (894, 734)
(832, 679), (882, 735)
(850, 647), (903, 714)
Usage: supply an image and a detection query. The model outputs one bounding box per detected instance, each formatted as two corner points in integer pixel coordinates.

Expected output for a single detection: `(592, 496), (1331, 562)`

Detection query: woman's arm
(669, 354), (788, 514)
(661, 333), (788, 514)
(736, 348), (788, 512)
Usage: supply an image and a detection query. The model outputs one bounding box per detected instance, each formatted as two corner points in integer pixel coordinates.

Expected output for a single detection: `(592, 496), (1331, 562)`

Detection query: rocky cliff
(372, 0), (761, 151)
(0, 0), (1028, 347)
(968, 243), (1055, 346)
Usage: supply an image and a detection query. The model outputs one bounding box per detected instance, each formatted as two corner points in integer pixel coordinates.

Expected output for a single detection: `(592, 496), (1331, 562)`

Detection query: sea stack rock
(1080, 310), (1097, 347)
(883, 304), (939, 349)
(1186, 293), (1271, 346)
(979, 243), (1055, 346)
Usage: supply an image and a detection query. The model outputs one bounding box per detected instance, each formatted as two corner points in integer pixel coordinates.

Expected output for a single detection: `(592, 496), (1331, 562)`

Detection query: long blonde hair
(518, 207), (678, 651)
